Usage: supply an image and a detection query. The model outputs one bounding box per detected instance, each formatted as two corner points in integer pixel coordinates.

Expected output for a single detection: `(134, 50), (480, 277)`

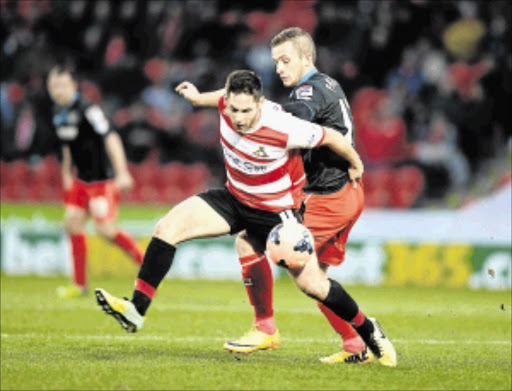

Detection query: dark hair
(47, 65), (77, 82)
(225, 70), (263, 100)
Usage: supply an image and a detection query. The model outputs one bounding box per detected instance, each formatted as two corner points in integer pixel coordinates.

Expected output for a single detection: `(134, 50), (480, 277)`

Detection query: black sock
(321, 278), (359, 322)
(321, 279), (377, 351)
(132, 237), (176, 315)
(132, 290), (152, 316)
(354, 318), (375, 343)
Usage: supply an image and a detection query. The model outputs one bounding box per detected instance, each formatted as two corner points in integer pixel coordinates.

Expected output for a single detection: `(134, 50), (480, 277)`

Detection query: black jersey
(52, 94), (114, 182)
(283, 70), (355, 194)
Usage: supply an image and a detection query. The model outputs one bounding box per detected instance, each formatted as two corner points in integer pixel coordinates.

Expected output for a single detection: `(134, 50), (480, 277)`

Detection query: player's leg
(316, 238), (371, 364)
(90, 182), (143, 264)
(287, 256), (397, 367)
(58, 180), (89, 298)
(95, 193), (232, 332)
(223, 231), (280, 353)
(304, 186), (367, 362)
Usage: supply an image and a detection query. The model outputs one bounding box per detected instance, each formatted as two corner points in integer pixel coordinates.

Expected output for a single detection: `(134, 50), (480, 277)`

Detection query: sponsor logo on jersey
(56, 125), (79, 140)
(295, 85), (313, 100)
(253, 146), (269, 158)
(222, 145), (268, 173)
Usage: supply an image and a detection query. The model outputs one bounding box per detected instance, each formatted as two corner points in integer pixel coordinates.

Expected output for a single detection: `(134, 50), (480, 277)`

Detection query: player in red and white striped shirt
(218, 94), (322, 212)
(95, 72), (370, 355)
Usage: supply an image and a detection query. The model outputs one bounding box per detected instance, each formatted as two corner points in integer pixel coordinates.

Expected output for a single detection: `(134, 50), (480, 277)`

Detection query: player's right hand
(175, 81), (200, 104)
(348, 165), (364, 188)
(115, 171), (134, 192)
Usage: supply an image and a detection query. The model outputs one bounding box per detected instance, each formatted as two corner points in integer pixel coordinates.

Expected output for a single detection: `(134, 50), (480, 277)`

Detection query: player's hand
(115, 171), (134, 192)
(348, 165), (363, 188)
(175, 81), (200, 104)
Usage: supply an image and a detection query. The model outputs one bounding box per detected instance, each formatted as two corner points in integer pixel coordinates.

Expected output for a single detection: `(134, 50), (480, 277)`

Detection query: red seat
(389, 166), (425, 208)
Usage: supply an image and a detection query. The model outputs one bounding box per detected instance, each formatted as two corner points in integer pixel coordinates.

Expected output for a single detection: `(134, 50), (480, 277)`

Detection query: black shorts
(197, 187), (303, 244)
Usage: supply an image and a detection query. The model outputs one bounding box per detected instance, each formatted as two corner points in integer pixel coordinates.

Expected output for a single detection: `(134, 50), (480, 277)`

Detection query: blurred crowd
(1, 0), (511, 208)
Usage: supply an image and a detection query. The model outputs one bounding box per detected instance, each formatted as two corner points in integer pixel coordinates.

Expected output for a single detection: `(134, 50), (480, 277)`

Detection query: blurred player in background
(178, 28), (376, 365)
(47, 66), (144, 298)
(95, 70), (396, 367)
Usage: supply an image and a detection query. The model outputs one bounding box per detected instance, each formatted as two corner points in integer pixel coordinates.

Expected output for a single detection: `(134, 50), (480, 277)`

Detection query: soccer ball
(266, 220), (315, 269)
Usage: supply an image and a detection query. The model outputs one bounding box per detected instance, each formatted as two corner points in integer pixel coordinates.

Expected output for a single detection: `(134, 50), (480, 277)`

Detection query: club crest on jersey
(68, 110), (80, 124)
(253, 146), (269, 158)
(295, 85), (313, 100)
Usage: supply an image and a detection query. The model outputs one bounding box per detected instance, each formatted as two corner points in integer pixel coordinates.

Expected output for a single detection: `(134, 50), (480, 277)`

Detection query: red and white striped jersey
(218, 96), (325, 212)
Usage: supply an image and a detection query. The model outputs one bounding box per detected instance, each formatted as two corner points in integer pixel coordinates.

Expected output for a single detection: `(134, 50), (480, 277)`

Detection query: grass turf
(0, 202), (170, 222)
(1, 275), (510, 390)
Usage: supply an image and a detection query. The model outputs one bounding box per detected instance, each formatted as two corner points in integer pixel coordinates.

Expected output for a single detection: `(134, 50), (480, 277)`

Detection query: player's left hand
(115, 171), (134, 192)
(348, 165), (363, 188)
(175, 81), (200, 104)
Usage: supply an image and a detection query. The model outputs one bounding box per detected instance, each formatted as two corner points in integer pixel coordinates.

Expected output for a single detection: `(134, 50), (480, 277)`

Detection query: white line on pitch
(1, 302), (506, 316)
(1, 333), (510, 346)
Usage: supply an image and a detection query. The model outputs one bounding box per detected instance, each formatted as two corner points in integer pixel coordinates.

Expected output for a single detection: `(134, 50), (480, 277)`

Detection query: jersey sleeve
(84, 105), (110, 136)
(282, 101), (315, 121)
(284, 113), (325, 150)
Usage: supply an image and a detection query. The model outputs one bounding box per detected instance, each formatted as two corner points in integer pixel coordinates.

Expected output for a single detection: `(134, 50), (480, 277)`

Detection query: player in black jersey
(47, 67), (144, 298)
(223, 28), (396, 366)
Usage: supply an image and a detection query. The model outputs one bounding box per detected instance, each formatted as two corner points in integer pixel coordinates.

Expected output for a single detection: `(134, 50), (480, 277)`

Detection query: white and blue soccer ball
(266, 220), (314, 269)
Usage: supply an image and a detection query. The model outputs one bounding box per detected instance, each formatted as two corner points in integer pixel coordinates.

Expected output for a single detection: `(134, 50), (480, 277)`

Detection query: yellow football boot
(319, 347), (375, 365)
(223, 326), (281, 353)
(364, 317), (397, 367)
(95, 288), (144, 333)
(56, 285), (87, 298)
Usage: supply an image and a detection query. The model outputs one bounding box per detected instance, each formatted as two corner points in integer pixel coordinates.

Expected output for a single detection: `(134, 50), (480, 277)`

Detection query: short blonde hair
(270, 27), (316, 63)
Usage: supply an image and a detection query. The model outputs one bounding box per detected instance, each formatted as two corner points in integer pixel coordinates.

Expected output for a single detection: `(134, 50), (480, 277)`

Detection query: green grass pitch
(1, 275), (511, 390)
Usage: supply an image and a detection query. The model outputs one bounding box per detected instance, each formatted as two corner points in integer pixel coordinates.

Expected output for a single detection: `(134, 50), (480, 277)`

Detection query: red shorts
(303, 184), (364, 266)
(64, 179), (119, 222)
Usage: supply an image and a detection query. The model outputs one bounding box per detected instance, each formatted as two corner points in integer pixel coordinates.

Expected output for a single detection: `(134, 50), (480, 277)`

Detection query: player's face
(272, 41), (308, 87)
(225, 93), (263, 133)
(47, 74), (77, 106)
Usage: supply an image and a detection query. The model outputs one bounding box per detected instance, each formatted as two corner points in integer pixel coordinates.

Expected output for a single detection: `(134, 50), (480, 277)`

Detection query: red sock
(240, 254), (276, 334)
(70, 234), (87, 288)
(114, 230), (144, 264)
(317, 302), (365, 353)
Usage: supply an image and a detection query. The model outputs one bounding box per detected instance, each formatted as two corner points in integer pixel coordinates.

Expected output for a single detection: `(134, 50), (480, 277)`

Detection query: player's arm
(104, 132), (134, 191)
(61, 145), (73, 191)
(175, 81), (225, 107)
(320, 127), (363, 188)
(285, 114), (363, 188)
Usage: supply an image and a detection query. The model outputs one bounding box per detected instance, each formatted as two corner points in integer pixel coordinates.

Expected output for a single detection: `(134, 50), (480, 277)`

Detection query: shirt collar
(298, 67), (318, 85)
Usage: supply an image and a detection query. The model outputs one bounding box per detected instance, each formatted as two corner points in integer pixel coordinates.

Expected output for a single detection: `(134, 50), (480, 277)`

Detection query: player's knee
(95, 222), (116, 240)
(153, 214), (180, 244)
(64, 215), (83, 235)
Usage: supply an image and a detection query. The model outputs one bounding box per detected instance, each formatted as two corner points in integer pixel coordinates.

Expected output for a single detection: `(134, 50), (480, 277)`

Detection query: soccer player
(178, 28), (380, 365)
(95, 70), (396, 367)
(47, 66), (144, 298)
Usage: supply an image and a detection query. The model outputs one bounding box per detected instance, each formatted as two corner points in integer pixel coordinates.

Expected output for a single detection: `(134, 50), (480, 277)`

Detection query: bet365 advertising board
(1, 185), (510, 290)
